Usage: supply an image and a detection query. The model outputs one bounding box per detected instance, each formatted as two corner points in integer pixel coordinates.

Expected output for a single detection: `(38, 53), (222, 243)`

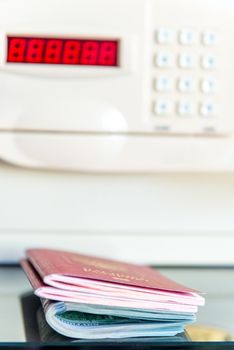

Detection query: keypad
(152, 27), (218, 131)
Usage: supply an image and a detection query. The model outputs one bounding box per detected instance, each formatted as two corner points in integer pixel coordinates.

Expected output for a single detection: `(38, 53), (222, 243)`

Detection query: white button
(177, 101), (194, 116)
(200, 102), (215, 117)
(178, 54), (196, 68)
(156, 28), (174, 44)
(201, 55), (217, 70)
(155, 52), (173, 68)
(154, 76), (173, 92)
(178, 77), (195, 92)
(201, 78), (217, 93)
(179, 29), (196, 45)
(154, 100), (172, 116)
(202, 31), (217, 46)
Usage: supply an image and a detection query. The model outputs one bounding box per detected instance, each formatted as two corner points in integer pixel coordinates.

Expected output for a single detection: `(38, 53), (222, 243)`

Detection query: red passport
(21, 248), (204, 312)
(25, 248), (194, 291)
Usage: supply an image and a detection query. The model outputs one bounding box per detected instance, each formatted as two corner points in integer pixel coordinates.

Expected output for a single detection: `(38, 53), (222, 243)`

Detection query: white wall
(0, 162), (234, 264)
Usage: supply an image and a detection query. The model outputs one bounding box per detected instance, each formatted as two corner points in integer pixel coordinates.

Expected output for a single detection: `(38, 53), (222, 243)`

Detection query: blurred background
(1, 0), (234, 342)
(1, 0), (234, 265)
(1, 167), (234, 265)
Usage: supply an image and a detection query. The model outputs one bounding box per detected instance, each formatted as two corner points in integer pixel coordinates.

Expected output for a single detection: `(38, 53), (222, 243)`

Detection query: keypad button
(201, 78), (217, 93)
(202, 31), (217, 46)
(153, 100), (172, 116)
(178, 77), (195, 93)
(155, 52), (173, 68)
(177, 101), (194, 116)
(154, 76), (173, 92)
(179, 29), (196, 45)
(178, 54), (196, 68)
(200, 102), (215, 117)
(156, 28), (174, 44)
(201, 55), (217, 70)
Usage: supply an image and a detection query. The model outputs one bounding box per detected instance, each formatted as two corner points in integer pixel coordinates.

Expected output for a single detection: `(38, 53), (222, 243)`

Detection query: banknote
(52, 301), (196, 322)
(37, 306), (189, 343)
(42, 299), (189, 339)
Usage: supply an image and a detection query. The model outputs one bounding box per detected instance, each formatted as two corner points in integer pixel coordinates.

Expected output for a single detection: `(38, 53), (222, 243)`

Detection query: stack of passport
(21, 249), (205, 339)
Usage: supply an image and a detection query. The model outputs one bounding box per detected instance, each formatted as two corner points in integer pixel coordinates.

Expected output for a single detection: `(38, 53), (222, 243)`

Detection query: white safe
(0, 0), (234, 171)
(0, 0), (234, 266)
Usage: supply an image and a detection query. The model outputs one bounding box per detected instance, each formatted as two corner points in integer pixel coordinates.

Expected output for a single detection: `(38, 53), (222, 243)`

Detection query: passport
(24, 248), (193, 291)
(21, 248), (204, 312)
(21, 248), (205, 339)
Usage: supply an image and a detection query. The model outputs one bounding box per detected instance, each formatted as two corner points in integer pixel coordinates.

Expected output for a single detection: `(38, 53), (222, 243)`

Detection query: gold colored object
(186, 325), (233, 341)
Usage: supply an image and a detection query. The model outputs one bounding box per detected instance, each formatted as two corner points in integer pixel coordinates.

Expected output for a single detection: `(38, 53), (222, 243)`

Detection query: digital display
(7, 36), (119, 66)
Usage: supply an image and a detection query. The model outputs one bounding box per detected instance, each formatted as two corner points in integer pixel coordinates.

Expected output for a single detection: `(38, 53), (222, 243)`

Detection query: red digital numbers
(80, 41), (100, 65)
(62, 40), (81, 65)
(7, 36), (119, 67)
(8, 38), (26, 62)
(99, 42), (118, 66)
(44, 39), (63, 64)
(26, 39), (45, 63)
